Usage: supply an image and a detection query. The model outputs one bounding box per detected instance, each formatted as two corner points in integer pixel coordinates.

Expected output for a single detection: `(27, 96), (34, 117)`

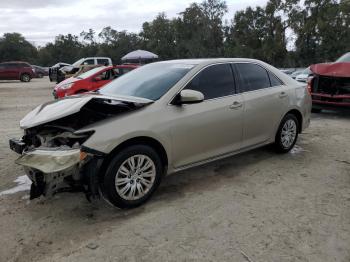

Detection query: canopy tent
(121, 50), (158, 63)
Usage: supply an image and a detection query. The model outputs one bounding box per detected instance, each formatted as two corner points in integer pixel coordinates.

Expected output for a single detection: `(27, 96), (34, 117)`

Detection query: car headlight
(60, 83), (73, 89)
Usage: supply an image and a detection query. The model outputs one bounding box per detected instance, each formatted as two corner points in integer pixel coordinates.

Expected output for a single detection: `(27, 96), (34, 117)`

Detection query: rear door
(234, 63), (287, 147)
(0, 63), (6, 79)
(4, 63), (19, 79)
(170, 63), (244, 168)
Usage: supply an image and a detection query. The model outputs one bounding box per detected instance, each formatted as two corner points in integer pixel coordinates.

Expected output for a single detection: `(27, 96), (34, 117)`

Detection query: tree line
(0, 0), (349, 68)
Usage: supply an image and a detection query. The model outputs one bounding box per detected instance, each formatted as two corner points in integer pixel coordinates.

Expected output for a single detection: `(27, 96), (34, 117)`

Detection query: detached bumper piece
(15, 148), (81, 173)
(15, 148), (82, 199)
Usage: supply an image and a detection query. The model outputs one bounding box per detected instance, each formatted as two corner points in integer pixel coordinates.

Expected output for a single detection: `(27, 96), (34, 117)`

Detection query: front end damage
(9, 94), (152, 200)
(310, 62), (350, 108)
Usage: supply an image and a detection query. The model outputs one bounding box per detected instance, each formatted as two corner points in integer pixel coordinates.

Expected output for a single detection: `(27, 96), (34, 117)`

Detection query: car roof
(0, 61), (30, 64)
(157, 58), (265, 66)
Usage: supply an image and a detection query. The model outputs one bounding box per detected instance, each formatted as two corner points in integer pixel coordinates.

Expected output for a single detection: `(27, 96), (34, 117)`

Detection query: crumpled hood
(20, 93), (153, 129)
(310, 62), (350, 78)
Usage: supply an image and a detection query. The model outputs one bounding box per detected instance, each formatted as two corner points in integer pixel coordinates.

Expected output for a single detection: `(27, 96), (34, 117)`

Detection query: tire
(274, 114), (299, 153)
(311, 107), (322, 113)
(20, 73), (31, 82)
(102, 145), (164, 208)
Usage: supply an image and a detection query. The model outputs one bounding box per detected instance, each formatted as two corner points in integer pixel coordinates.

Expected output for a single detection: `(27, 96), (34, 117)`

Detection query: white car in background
(295, 67), (312, 82)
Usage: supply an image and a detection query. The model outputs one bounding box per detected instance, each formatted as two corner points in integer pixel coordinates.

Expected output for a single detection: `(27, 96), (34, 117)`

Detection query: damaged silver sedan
(10, 59), (311, 208)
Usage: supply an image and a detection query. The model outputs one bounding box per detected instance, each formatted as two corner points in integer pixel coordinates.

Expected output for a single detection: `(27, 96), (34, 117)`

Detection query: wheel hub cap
(281, 119), (297, 148)
(115, 154), (156, 201)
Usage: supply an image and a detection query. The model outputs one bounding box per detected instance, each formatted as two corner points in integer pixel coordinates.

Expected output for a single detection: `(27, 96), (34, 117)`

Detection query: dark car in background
(32, 65), (48, 78)
(0, 61), (35, 82)
(309, 52), (350, 112)
(49, 62), (70, 82)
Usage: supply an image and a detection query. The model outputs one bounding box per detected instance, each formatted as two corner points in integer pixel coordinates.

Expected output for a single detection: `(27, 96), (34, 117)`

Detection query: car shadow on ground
(312, 109), (350, 119)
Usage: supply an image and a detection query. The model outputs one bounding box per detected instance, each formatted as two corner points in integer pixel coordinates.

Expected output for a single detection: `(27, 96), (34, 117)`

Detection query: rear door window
(97, 59), (109, 65)
(7, 63), (18, 68)
(185, 63), (235, 100)
(235, 63), (271, 92)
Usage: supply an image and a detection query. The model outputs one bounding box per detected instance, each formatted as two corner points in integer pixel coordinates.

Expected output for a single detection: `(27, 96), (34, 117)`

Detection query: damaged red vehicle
(309, 52), (350, 112)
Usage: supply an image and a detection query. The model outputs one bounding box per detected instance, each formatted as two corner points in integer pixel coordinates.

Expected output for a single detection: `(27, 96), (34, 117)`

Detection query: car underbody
(9, 95), (150, 200)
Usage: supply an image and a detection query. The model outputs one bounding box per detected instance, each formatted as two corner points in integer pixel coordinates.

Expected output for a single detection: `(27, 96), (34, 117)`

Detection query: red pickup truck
(0, 61), (35, 82)
(53, 65), (138, 98)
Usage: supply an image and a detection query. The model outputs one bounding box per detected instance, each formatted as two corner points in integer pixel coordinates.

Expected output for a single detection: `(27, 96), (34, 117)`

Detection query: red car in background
(53, 64), (138, 98)
(0, 61), (35, 82)
(309, 52), (350, 112)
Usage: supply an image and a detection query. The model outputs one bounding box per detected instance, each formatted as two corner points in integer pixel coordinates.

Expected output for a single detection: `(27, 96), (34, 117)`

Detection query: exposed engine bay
(9, 95), (152, 200)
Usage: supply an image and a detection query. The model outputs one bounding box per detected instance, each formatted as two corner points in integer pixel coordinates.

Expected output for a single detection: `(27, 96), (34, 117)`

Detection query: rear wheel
(102, 145), (164, 208)
(274, 114), (299, 153)
(20, 73), (31, 82)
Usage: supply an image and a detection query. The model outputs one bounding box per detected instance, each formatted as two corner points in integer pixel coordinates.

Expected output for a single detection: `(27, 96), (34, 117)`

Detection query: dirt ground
(0, 78), (349, 262)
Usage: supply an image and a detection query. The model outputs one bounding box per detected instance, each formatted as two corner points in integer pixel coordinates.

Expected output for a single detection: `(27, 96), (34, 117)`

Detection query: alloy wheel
(115, 154), (156, 201)
(281, 119), (297, 148)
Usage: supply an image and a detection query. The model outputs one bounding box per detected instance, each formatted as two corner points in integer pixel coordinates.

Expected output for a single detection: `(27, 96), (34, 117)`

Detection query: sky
(0, 0), (267, 46)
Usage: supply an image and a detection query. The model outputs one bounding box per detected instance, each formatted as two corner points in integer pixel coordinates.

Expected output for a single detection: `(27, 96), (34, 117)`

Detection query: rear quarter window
(268, 71), (284, 87)
(97, 59), (109, 65)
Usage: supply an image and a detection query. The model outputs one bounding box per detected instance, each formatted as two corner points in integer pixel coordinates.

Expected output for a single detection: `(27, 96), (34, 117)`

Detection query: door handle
(229, 101), (242, 109)
(279, 92), (288, 98)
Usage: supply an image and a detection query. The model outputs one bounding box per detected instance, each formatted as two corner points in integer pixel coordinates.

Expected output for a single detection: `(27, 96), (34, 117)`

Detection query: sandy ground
(0, 78), (349, 262)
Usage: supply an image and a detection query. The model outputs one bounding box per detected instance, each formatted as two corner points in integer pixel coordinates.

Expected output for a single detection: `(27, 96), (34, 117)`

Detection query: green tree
(224, 0), (289, 66)
(290, 0), (350, 65)
(0, 33), (38, 63)
(37, 34), (82, 65)
(98, 27), (141, 63)
(140, 13), (177, 59)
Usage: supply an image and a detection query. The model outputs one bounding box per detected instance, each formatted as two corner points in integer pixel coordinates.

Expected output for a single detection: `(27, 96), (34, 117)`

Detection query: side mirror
(176, 89), (204, 105)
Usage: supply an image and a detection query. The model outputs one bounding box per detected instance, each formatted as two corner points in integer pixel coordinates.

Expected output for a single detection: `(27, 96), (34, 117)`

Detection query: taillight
(306, 76), (313, 94)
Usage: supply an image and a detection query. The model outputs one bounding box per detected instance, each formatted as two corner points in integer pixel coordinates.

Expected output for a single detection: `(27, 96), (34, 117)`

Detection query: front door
(169, 63), (244, 168)
(92, 69), (113, 90)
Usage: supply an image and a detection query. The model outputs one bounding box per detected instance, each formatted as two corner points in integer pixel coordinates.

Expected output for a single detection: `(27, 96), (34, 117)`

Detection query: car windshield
(72, 58), (85, 67)
(336, 53), (350, 62)
(76, 66), (106, 79)
(99, 62), (194, 100)
(302, 67), (311, 74)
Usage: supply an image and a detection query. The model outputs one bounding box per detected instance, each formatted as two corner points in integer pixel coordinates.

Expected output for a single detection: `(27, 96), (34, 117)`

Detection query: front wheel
(274, 114), (299, 153)
(20, 73), (31, 82)
(102, 145), (164, 208)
